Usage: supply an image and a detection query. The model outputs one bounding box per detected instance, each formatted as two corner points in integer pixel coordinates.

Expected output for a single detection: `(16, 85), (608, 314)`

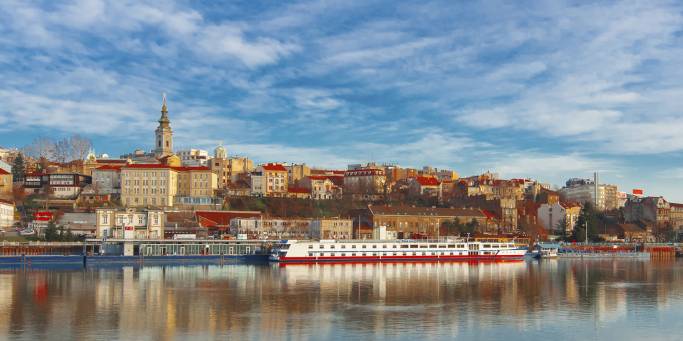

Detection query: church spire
(159, 93), (170, 125)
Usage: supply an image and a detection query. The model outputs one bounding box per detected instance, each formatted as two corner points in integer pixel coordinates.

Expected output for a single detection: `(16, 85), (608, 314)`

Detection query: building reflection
(0, 259), (681, 339)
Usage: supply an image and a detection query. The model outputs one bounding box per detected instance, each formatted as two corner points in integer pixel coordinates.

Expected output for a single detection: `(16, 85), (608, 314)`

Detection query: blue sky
(1, 0), (683, 200)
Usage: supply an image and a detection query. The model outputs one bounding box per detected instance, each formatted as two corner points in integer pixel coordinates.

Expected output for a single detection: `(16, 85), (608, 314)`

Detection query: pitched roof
(0, 168), (9, 175)
(96, 159), (128, 164)
(195, 210), (261, 229)
(415, 176), (440, 186)
(95, 165), (122, 171)
(262, 163), (287, 171)
(0, 198), (14, 205)
(173, 166), (211, 172)
(123, 163), (171, 169)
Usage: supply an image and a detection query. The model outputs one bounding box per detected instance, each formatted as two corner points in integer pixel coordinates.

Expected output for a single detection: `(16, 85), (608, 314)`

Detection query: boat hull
(274, 254), (525, 263)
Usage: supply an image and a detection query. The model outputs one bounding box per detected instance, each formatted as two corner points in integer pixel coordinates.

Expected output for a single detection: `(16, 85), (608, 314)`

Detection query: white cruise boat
(269, 239), (527, 263)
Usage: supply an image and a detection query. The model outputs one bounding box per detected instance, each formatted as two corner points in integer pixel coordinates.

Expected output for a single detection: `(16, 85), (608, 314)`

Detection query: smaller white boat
(533, 243), (559, 259)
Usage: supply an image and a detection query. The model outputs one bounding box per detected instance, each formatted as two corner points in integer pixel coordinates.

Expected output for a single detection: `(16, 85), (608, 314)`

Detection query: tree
(11, 153), (25, 182)
(54, 137), (71, 163)
(69, 134), (92, 161)
(44, 221), (59, 241)
(23, 137), (56, 161)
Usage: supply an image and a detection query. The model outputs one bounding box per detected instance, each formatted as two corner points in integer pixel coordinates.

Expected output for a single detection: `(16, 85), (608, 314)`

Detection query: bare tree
(69, 134), (92, 161)
(23, 137), (56, 161)
(54, 137), (71, 163)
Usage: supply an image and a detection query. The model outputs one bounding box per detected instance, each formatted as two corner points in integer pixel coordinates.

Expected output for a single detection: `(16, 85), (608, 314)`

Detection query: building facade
(537, 202), (581, 234)
(309, 218), (353, 239)
(344, 166), (386, 200)
(96, 208), (164, 239)
(0, 199), (14, 229)
(250, 163), (288, 197)
(367, 205), (491, 238)
(559, 178), (619, 211)
(0, 168), (12, 198)
(120, 164), (217, 208)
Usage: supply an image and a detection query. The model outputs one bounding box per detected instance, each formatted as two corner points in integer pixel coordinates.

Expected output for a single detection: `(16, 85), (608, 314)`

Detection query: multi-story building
(92, 165), (122, 194)
(558, 178), (619, 211)
(670, 203), (683, 231)
(286, 164), (311, 187)
(120, 164), (176, 207)
(367, 205), (492, 238)
(0, 199), (14, 229)
(303, 175), (342, 200)
(230, 217), (311, 239)
(96, 208), (164, 239)
(250, 163), (288, 197)
(0, 168), (12, 198)
(408, 176), (442, 198)
(120, 164), (217, 208)
(177, 149), (209, 166)
(23, 173), (92, 199)
(537, 202), (581, 234)
(623, 196), (671, 228)
(344, 165), (386, 200)
(309, 218), (353, 239)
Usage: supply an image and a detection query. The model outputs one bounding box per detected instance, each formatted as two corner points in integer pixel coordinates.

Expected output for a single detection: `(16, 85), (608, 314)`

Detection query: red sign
(632, 189), (644, 195)
(124, 226), (134, 231)
(33, 211), (53, 221)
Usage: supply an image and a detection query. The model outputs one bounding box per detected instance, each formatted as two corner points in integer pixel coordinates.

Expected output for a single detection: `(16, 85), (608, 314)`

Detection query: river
(0, 259), (682, 340)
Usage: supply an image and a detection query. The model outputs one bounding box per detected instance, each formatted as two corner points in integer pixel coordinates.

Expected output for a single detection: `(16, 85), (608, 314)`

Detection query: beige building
(368, 205), (491, 238)
(120, 164), (217, 208)
(0, 168), (11, 198)
(559, 178), (618, 211)
(538, 202), (582, 234)
(303, 176), (342, 200)
(92, 165), (122, 194)
(230, 217), (311, 239)
(251, 163), (288, 197)
(96, 208), (164, 239)
(309, 218), (353, 239)
(286, 164), (311, 186)
(0, 199), (14, 229)
(344, 166), (386, 200)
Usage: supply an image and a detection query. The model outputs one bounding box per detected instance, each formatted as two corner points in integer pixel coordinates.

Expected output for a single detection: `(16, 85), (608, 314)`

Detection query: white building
(558, 178), (618, 211)
(96, 208), (164, 239)
(537, 202), (581, 234)
(0, 199), (14, 229)
(92, 165), (122, 194)
(177, 149), (209, 166)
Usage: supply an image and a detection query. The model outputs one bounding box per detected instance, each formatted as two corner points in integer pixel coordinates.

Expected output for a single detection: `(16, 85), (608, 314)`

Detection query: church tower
(154, 94), (173, 157)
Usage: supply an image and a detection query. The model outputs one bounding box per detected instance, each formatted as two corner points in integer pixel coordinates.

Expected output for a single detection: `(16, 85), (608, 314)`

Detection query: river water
(1, 260), (682, 340)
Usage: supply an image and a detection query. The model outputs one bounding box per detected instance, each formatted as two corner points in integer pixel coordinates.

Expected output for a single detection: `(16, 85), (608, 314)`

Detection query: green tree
(11, 153), (25, 182)
(44, 221), (58, 241)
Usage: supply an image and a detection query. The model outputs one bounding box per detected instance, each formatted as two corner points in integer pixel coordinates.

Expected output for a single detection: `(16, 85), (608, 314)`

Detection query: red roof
(195, 210), (261, 229)
(481, 209), (497, 220)
(415, 176), (440, 186)
(0, 198), (14, 205)
(123, 164), (171, 169)
(95, 165), (122, 171)
(262, 163), (287, 171)
(173, 166), (211, 172)
(308, 175), (331, 181)
(0, 168), (9, 175)
(96, 159), (128, 164)
(288, 187), (310, 194)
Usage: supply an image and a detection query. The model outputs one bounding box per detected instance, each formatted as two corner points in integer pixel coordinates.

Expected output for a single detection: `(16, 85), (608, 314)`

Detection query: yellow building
(0, 168), (12, 198)
(251, 163), (288, 197)
(120, 164), (217, 208)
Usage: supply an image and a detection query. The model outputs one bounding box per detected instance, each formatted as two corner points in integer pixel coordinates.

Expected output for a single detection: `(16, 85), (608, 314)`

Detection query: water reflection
(1, 260), (682, 340)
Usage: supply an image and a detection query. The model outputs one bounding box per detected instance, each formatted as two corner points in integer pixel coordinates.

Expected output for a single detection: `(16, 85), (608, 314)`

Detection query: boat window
(341, 245), (346, 249)
(447, 244), (456, 248)
(483, 244), (491, 248)
(382, 245), (387, 248)
(341, 253), (346, 256)
(352, 245), (357, 248)
(362, 253), (366, 256)
(392, 245), (397, 248)
(362, 245), (367, 248)
(403, 252), (407, 256)
(320, 245), (325, 249)
(419, 245), (428, 248)
(457, 244), (465, 248)
(401, 245), (409, 248)
(308, 245), (313, 249)
(372, 245), (377, 248)
(308, 253), (313, 257)
(429, 244), (437, 248)
(352, 253), (356, 256)
(330, 245), (335, 249)
(410, 245), (418, 248)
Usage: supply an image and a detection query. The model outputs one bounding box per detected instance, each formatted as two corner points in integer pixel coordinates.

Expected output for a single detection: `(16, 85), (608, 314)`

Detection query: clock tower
(154, 94), (173, 158)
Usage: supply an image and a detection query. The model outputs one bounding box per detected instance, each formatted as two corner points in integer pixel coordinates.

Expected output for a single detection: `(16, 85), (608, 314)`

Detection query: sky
(1, 0), (683, 200)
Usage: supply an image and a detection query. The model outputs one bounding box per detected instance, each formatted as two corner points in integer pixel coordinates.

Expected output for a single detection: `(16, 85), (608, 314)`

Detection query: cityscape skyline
(1, 1), (682, 200)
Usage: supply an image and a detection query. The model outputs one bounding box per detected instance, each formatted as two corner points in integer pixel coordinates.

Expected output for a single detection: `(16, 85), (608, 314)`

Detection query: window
(362, 245), (367, 249)
(308, 253), (313, 257)
(308, 245), (313, 249)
